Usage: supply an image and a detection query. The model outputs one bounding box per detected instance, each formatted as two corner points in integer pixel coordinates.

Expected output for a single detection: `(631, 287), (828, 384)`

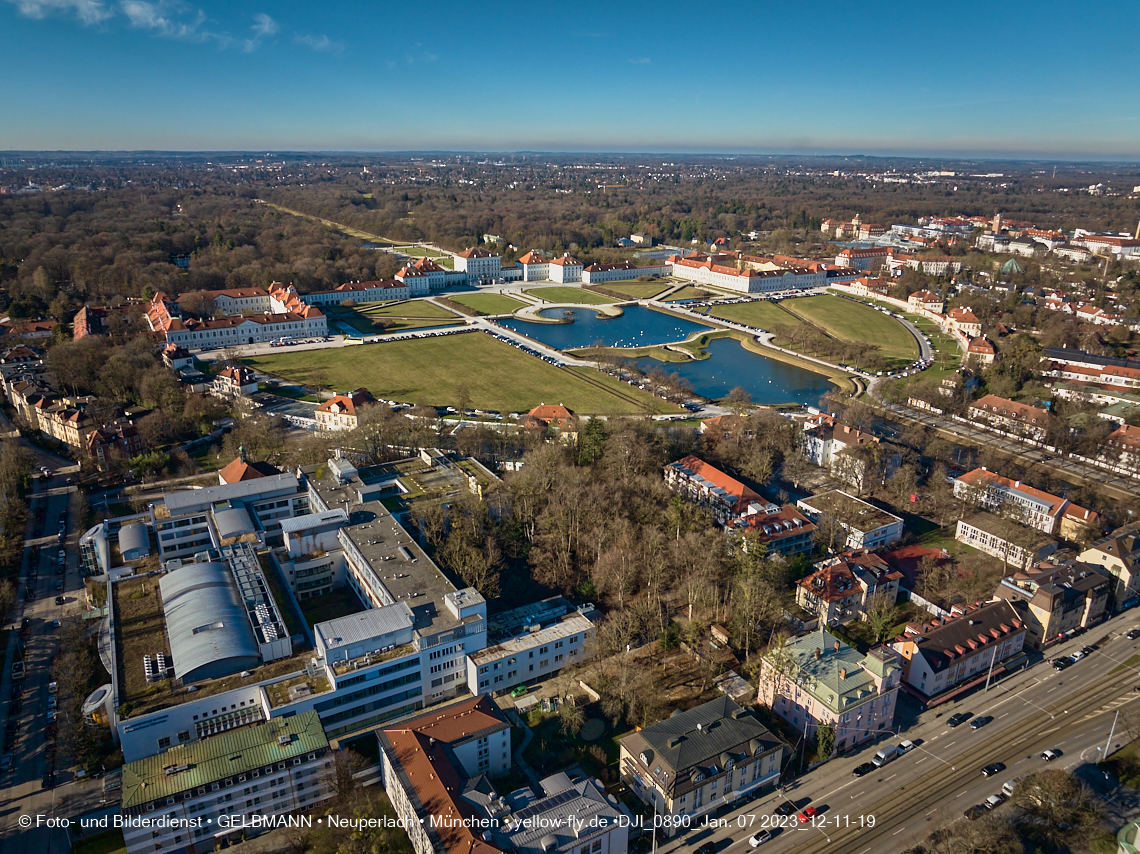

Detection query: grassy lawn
(709, 300), (805, 331)
(594, 281), (672, 299)
(524, 287), (620, 305)
(245, 333), (679, 414)
(446, 293), (527, 315)
(259, 383), (321, 403)
(361, 300), (458, 319)
(662, 285), (717, 301)
(74, 829), (127, 854)
(327, 299), (463, 333)
(781, 295), (919, 364)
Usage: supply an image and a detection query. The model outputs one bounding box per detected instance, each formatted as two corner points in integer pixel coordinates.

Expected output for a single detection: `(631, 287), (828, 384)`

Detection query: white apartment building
(467, 599), (596, 694)
(119, 712), (333, 854)
(797, 490), (904, 552)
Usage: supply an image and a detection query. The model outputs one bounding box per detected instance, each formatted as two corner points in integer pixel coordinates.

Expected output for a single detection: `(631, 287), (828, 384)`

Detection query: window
(158, 737), (171, 750)
(178, 731), (191, 743)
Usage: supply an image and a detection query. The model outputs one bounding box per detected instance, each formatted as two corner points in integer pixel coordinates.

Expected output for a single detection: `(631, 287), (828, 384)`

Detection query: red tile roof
(316, 388), (375, 417)
(518, 250), (549, 265)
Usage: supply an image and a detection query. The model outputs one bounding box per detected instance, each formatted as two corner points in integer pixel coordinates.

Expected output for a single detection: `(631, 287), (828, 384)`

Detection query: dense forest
(2, 153), (1138, 319)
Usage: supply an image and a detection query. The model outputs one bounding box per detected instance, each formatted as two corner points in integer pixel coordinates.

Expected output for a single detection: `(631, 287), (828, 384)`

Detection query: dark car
(1082, 645), (1097, 655)
(947, 713), (972, 727)
(41, 771), (54, 789)
(697, 844), (718, 854)
(982, 763), (1006, 777)
(964, 804), (988, 821)
(970, 716), (993, 730)
(853, 763), (876, 777)
(44, 723), (55, 739)
(1127, 629), (1140, 640)
(774, 803), (794, 817)
(1053, 656), (1074, 670)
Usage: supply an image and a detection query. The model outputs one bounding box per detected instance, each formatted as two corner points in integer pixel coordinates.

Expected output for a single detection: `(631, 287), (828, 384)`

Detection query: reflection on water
(498, 305), (712, 350)
(634, 338), (834, 405)
(499, 304), (833, 403)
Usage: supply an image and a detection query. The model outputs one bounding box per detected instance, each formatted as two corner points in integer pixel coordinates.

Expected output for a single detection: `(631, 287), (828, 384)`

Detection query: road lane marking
(894, 826), (906, 835)
(955, 789), (969, 798)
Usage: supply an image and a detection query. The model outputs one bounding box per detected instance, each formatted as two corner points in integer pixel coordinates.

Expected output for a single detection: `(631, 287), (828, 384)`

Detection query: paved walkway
(502, 707), (543, 791)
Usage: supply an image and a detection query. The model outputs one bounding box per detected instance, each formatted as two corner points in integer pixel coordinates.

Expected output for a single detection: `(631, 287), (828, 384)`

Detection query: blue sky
(2, 0), (1139, 158)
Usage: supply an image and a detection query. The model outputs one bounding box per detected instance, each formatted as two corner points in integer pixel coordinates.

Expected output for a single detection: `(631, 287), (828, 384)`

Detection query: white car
(898, 740), (916, 754)
(749, 829), (772, 847)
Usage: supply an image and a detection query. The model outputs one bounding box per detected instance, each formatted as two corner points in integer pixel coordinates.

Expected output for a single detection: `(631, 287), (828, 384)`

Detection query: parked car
(898, 740), (916, 754)
(853, 762), (876, 777)
(947, 713), (972, 727)
(982, 763), (1006, 777)
(964, 804), (988, 821)
(0, 754), (11, 772)
(1052, 656), (1074, 670)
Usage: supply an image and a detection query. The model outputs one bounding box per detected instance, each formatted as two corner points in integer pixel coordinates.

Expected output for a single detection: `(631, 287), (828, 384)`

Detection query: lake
(499, 304), (834, 404)
(498, 305), (712, 350)
(634, 338), (835, 405)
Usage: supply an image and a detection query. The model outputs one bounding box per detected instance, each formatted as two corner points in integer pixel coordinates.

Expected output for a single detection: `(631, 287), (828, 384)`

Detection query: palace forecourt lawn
(245, 332), (677, 414)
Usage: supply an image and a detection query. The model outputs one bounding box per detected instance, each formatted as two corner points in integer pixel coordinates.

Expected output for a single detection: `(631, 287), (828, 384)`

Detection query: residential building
(967, 337), (996, 365)
(1079, 522), (1140, 608)
(618, 696), (784, 834)
(73, 305), (136, 339)
(953, 468), (1101, 541)
(846, 277), (891, 298)
(758, 630), (900, 755)
(908, 290), (945, 315)
(795, 551), (903, 626)
(213, 364), (258, 398)
(452, 247), (502, 282)
(993, 558), (1111, 648)
(86, 421), (143, 465)
(378, 696), (509, 854)
(217, 454), (280, 485)
(522, 403), (576, 435)
(890, 599), (1028, 703)
(954, 512), (1058, 570)
(1101, 424), (1140, 475)
(1073, 234), (1140, 258)
(548, 253), (584, 283)
(664, 455), (761, 527)
(119, 712), (334, 854)
(467, 597), (597, 695)
(730, 503), (817, 557)
(800, 413), (900, 489)
(518, 250), (551, 282)
(161, 344), (194, 370)
(630, 232), (654, 245)
(380, 695), (627, 854)
(946, 307), (981, 338)
(315, 388), (376, 431)
(797, 490), (904, 552)
(0, 318), (58, 340)
(497, 774), (629, 854)
(968, 394), (1050, 442)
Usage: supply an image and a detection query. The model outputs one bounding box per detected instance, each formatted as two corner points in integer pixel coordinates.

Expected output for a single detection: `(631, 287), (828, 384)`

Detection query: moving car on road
(947, 712), (972, 727)
(748, 830), (772, 847)
(982, 763), (1006, 777)
(970, 716), (993, 730)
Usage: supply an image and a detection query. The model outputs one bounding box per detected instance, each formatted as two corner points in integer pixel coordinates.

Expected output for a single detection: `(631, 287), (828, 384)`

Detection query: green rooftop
(121, 711), (328, 809)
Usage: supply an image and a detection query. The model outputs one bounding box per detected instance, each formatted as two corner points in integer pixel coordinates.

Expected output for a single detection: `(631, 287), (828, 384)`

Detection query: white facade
(549, 254), (584, 283)
(466, 612), (594, 694)
(797, 491), (904, 551)
(165, 314), (327, 350)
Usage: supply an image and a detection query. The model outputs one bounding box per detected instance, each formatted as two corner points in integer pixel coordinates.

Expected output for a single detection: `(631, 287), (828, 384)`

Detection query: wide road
(661, 612), (1140, 854)
(0, 475), (106, 854)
